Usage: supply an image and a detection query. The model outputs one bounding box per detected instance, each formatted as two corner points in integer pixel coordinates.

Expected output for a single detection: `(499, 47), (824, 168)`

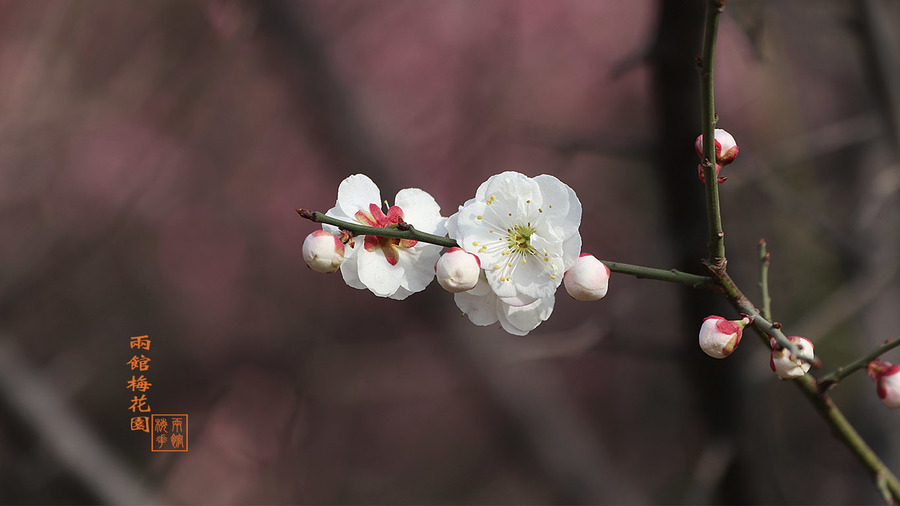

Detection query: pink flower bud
(867, 359), (900, 409)
(698, 315), (749, 358)
(435, 247), (481, 293)
(769, 336), (814, 379)
(695, 129), (739, 183)
(563, 253), (611, 301)
(302, 230), (345, 273)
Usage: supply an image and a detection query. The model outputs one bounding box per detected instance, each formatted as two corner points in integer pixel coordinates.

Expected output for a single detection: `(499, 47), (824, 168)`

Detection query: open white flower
(447, 171), (582, 334)
(323, 174), (445, 300)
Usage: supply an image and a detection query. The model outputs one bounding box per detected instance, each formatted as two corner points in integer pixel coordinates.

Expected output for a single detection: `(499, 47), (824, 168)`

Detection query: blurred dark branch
(253, 0), (394, 187)
(856, 0), (900, 157)
(649, 0), (741, 502)
(0, 340), (156, 504)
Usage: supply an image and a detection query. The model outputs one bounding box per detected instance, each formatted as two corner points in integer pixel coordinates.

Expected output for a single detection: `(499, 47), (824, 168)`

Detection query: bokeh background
(1, 0), (899, 503)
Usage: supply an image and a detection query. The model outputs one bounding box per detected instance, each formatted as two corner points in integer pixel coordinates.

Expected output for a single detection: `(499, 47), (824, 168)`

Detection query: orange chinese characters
(130, 335), (151, 350)
(130, 416), (150, 432)
(151, 414), (188, 452)
(126, 375), (152, 392)
(126, 355), (151, 371)
(129, 394), (151, 413)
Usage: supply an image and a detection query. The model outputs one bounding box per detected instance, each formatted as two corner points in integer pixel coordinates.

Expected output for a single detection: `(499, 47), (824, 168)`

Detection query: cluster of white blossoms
(301, 172), (610, 335)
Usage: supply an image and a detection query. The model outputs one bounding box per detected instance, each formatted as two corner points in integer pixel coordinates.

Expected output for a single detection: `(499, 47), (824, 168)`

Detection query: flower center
(355, 203), (417, 266)
(506, 224), (536, 255)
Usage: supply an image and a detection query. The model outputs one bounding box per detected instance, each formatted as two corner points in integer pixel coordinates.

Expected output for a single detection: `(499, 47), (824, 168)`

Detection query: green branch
(792, 373), (900, 503)
(298, 209), (713, 287)
(296, 209), (458, 248)
(818, 339), (900, 390)
(601, 261), (711, 288)
(699, 0), (726, 264)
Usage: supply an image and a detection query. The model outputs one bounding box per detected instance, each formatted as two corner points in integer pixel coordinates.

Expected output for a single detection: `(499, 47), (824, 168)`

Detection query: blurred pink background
(0, 1), (898, 503)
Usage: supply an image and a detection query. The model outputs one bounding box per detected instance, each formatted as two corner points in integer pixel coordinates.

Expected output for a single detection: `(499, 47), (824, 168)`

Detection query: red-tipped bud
(698, 315), (749, 358)
(695, 129), (739, 183)
(563, 253), (610, 301)
(302, 230), (345, 273)
(867, 359), (900, 409)
(435, 247), (481, 293)
(769, 336), (814, 379)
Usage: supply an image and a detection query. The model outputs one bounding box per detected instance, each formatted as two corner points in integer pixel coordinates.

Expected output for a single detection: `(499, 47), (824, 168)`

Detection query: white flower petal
(561, 234), (582, 271)
(534, 174), (582, 240)
(356, 248), (404, 297)
(398, 243), (441, 294)
(339, 243), (366, 290)
(390, 286), (414, 301)
(336, 174), (381, 217)
(454, 285), (500, 326)
(395, 188), (445, 234)
(499, 296), (554, 336)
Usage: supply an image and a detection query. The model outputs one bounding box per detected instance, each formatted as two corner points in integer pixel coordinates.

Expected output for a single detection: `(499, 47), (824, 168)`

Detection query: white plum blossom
(447, 171), (582, 335)
(867, 360), (900, 409)
(435, 247), (481, 293)
(323, 174), (445, 300)
(698, 315), (750, 359)
(302, 230), (345, 273)
(564, 253), (610, 301)
(770, 336), (814, 379)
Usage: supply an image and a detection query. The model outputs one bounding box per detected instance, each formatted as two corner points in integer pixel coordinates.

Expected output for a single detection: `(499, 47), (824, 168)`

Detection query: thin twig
(699, 0), (726, 264)
(601, 260), (711, 288)
(791, 373), (900, 503)
(297, 209), (457, 248)
(818, 339), (900, 390)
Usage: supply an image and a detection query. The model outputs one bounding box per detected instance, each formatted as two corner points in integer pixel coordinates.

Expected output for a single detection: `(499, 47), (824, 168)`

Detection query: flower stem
(296, 209), (458, 248)
(699, 0), (726, 264)
(601, 261), (711, 288)
(818, 338), (900, 390)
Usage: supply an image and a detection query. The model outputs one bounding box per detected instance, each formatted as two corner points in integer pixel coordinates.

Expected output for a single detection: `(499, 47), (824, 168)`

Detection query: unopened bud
(769, 336), (814, 379)
(698, 315), (750, 358)
(867, 359), (900, 409)
(302, 230), (345, 273)
(563, 253), (610, 301)
(435, 247), (481, 292)
(695, 129), (739, 183)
